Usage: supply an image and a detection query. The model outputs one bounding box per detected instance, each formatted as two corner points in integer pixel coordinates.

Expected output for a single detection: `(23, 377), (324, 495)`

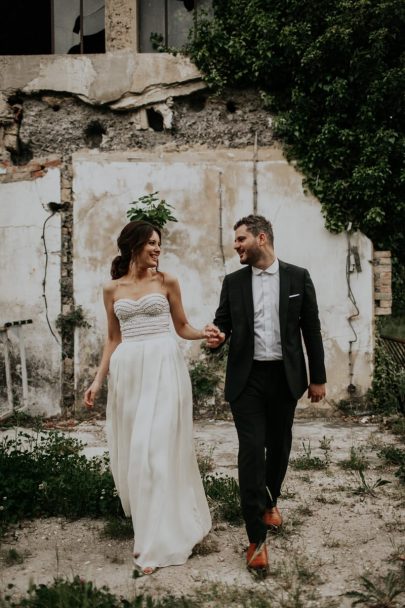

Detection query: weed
(203, 474), (242, 525)
(191, 534), (220, 556)
(56, 305), (90, 333)
(352, 470), (391, 498)
(382, 416), (405, 440)
(290, 439), (330, 470)
(0, 431), (124, 530)
(281, 486), (297, 500)
(101, 517), (133, 540)
(197, 448), (215, 477)
(378, 445), (405, 466)
(315, 493), (340, 505)
(1, 548), (24, 566)
(346, 570), (404, 607)
(295, 504), (313, 517)
(339, 446), (369, 471)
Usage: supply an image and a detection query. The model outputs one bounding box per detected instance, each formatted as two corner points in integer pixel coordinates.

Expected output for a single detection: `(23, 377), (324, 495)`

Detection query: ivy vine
(185, 0), (405, 312)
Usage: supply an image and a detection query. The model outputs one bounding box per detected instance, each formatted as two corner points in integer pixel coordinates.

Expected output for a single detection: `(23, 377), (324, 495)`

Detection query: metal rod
(80, 0), (84, 54)
(15, 326), (29, 410)
(253, 131), (258, 214)
(218, 171), (226, 268)
(1, 333), (13, 412)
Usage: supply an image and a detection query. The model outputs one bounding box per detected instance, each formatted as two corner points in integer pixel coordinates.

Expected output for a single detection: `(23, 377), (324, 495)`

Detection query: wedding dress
(106, 293), (211, 570)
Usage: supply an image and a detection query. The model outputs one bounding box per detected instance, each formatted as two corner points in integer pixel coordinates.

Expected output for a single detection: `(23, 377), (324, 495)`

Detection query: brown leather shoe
(263, 506), (283, 528)
(246, 541), (269, 575)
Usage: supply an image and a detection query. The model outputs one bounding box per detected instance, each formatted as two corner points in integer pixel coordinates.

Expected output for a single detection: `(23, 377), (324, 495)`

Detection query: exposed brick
(375, 307), (391, 315)
(31, 169), (46, 179)
(373, 251), (391, 258)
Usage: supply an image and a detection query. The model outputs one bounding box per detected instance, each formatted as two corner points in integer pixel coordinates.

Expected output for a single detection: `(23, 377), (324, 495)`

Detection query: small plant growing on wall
(56, 305), (90, 333)
(127, 192), (177, 229)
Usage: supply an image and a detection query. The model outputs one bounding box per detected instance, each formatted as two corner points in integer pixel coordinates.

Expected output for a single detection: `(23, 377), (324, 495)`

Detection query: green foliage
(203, 474), (242, 524)
(290, 439), (331, 470)
(101, 516), (133, 540)
(346, 570), (404, 607)
(378, 444), (405, 485)
(0, 431), (123, 529)
(186, 0), (405, 311)
(190, 360), (220, 402)
(367, 336), (405, 414)
(352, 470), (391, 498)
(55, 305), (90, 333)
(127, 192), (178, 229)
(339, 446), (369, 472)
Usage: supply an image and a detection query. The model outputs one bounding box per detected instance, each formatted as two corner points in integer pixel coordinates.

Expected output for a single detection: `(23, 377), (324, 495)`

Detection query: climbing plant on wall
(185, 0), (405, 312)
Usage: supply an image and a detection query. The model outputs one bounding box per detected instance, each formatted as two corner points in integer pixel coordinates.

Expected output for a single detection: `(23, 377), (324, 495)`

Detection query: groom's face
(234, 225), (262, 266)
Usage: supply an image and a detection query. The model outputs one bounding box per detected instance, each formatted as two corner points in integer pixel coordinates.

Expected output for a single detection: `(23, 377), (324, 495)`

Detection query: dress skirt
(106, 333), (212, 569)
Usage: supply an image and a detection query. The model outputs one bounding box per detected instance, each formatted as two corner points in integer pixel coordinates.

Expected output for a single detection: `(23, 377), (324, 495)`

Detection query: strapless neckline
(114, 293), (168, 306)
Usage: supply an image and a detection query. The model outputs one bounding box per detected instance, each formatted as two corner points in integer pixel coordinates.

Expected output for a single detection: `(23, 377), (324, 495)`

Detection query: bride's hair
(111, 221), (162, 279)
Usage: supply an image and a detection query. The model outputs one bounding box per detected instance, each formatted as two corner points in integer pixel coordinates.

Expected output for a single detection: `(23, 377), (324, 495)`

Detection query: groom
(206, 214), (326, 574)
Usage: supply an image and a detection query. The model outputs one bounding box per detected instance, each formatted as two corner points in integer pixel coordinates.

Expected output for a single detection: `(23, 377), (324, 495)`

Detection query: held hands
(84, 379), (102, 409)
(202, 323), (226, 348)
(307, 383), (326, 403)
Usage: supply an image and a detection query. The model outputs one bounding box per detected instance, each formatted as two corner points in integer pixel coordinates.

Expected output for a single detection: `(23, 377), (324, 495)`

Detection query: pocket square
(289, 293), (300, 298)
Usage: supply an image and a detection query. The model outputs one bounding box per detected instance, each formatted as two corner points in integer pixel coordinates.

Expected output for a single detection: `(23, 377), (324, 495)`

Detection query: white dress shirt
(252, 258), (282, 361)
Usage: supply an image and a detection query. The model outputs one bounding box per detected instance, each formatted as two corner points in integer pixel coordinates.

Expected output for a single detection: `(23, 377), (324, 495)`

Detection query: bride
(84, 220), (212, 575)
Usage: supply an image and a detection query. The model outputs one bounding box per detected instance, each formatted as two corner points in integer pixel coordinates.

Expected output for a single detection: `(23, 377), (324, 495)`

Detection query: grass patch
(352, 470), (391, 498)
(1, 548), (25, 566)
(346, 569), (404, 607)
(339, 446), (369, 471)
(101, 517), (133, 540)
(0, 431), (124, 529)
(203, 474), (242, 524)
(290, 438), (331, 471)
(197, 449), (215, 477)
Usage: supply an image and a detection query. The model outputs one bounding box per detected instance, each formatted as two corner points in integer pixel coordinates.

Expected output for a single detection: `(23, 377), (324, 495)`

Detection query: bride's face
(137, 230), (161, 268)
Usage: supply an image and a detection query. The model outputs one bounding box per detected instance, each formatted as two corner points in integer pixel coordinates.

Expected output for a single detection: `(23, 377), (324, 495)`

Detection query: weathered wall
(0, 168), (61, 415)
(72, 148), (374, 405)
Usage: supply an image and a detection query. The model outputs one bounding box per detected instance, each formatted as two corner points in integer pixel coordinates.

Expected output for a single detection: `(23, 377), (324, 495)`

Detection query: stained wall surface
(0, 169), (61, 415)
(73, 149), (373, 405)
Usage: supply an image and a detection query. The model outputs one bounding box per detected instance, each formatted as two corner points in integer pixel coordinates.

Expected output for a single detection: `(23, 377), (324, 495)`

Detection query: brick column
(60, 159), (75, 411)
(374, 251), (392, 316)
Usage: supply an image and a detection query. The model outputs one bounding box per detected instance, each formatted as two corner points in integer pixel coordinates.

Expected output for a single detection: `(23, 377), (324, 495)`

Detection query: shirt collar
(252, 258), (279, 276)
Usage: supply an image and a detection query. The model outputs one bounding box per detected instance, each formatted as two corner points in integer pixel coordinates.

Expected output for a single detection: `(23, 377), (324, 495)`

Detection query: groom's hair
(234, 215), (274, 246)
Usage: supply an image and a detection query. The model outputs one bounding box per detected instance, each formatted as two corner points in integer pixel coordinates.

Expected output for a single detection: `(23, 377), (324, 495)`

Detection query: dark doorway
(0, 0), (53, 55)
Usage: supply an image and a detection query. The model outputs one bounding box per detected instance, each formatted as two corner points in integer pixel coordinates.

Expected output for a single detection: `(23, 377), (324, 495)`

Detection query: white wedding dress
(106, 293), (211, 570)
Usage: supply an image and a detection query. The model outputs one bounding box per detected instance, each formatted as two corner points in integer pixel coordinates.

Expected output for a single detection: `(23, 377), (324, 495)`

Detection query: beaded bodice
(114, 294), (171, 341)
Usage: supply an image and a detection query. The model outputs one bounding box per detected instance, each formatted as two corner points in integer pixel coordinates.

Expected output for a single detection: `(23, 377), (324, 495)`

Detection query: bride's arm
(84, 283), (122, 408)
(166, 274), (209, 341)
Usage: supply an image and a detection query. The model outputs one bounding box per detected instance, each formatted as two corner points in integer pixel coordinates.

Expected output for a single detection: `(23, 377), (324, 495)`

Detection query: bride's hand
(84, 380), (101, 409)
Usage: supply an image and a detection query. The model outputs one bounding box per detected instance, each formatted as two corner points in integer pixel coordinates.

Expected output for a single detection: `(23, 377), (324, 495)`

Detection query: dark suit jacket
(213, 260), (327, 403)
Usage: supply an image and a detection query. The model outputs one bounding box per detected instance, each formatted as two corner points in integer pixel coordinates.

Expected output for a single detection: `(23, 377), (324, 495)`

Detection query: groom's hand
(307, 383), (326, 403)
(204, 324), (225, 348)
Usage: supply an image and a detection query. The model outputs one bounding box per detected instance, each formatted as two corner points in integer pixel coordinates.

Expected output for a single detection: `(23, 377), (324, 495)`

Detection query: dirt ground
(0, 416), (404, 607)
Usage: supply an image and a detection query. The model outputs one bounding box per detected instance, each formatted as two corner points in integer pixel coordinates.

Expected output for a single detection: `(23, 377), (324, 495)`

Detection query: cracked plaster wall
(0, 87), (375, 414)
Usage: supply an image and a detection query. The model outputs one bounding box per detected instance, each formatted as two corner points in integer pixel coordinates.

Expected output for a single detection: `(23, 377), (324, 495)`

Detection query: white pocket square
(289, 293), (300, 298)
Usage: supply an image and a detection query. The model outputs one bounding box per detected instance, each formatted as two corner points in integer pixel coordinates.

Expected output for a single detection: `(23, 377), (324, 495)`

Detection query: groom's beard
(239, 246), (261, 266)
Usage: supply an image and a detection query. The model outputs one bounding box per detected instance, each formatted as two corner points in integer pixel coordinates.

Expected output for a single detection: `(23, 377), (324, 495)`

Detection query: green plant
(290, 439), (330, 470)
(339, 446), (369, 471)
(378, 445), (405, 466)
(346, 570), (404, 607)
(186, 0), (405, 311)
(352, 470), (391, 498)
(1, 548), (25, 566)
(0, 431), (123, 530)
(55, 305), (90, 333)
(126, 192), (177, 229)
(101, 516), (133, 540)
(202, 473), (242, 524)
(197, 448), (215, 477)
(190, 360), (220, 403)
(367, 337), (405, 414)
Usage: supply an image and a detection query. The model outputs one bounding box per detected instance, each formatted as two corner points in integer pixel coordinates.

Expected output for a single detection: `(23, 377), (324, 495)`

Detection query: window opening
(139, 0), (211, 53)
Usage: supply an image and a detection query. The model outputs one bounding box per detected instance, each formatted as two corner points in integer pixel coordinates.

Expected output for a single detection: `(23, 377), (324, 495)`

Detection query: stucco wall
(0, 169), (61, 415)
(73, 148), (374, 405)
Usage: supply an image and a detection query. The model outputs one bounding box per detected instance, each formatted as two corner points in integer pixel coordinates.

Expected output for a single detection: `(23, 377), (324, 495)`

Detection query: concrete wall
(0, 169), (61, 415)
(73, 148), (374, 405)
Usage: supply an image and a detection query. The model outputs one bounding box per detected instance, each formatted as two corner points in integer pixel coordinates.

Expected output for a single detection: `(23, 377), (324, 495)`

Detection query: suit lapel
(278, 260), (290, 342)
(241, 267), (254, 331)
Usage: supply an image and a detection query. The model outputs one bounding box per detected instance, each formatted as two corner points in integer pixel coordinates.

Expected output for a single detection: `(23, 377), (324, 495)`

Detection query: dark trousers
(230, 360), (297, 543)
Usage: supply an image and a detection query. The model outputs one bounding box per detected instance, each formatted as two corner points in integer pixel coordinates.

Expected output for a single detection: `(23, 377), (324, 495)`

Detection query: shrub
(367, 337), (405, 414)
(0, 431), (123, 528)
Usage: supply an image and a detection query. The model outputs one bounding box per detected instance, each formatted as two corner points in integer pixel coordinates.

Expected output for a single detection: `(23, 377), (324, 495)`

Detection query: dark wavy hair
(234, 214), (274, 247)
(110, 221), (161, 279)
